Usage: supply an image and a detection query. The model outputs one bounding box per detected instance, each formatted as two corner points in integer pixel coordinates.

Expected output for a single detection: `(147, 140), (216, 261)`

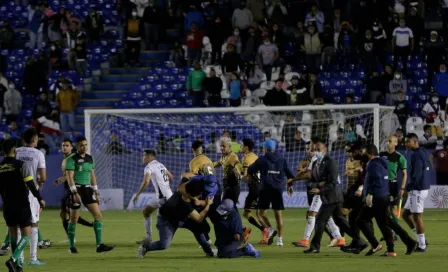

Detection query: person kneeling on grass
(209, 199), (261, 259)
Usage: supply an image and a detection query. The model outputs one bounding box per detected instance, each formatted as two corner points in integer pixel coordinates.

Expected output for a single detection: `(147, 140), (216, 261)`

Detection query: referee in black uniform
(0, 139), (45, 272)
(304, 140), (367, 254)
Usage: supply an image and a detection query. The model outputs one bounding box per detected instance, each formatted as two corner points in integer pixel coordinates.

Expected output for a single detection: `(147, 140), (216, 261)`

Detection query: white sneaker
(199, 239), (212, 248)
(136, 245), (147, 259)
(276, 239), (283, 247)
(136, 237), (152, 245)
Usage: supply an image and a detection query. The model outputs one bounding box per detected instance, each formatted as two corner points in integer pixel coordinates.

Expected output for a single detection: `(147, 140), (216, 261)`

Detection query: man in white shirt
(419, 125), (438, 149)
(392, 18), (414, 73)
(132, 150), (174, 245)
(421, 93), (445, 139)
(15, 128), (46, 266)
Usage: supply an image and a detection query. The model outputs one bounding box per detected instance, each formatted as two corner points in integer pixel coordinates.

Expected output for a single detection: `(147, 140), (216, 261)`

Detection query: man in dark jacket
(203, 69), (223, 107)
(354, 144), (417, 257)
(221, 44), (244, 74)
(304, 140), (367, 254)
(86, 7), (104, 41)
(263, 79), (289, 106)
(0, 20), (14, 50)
(393, 91), (410, 133)
(142, 0), (162, 50)
(248, 139), (295, 247)
(402, 133), (431, 253)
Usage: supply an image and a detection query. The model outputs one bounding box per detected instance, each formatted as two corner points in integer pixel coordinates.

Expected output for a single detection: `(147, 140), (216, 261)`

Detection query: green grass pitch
(2, 209), (447, 272)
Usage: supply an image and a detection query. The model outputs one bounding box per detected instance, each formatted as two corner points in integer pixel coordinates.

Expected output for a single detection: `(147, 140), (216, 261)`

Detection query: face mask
(234, 32), (239, 36)
(264, 41), (270, 45)
(432, 98), (439, 103)
(400, 23), (405, 27)
(132, 12), (137, 17)
(395, 74), (401, 79)
(8, 84), (14, 89)
(441, 69), (446, 73)
(373, 26), (379, 31)
(315, 151), (323, 159)
(51, 46), (56, 50)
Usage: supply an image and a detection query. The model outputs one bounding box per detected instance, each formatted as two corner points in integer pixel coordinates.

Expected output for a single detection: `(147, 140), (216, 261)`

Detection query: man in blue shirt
(209, 199), (261, 259)
(403, 133), (431, 252)
(248, 139), (295, 247)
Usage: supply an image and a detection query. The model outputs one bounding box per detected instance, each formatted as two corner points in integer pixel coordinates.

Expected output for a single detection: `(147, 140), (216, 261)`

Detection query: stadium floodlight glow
(85, 104), (394, 206)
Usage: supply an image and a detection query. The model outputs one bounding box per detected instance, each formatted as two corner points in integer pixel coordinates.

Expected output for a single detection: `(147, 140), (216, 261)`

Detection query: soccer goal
(85, 104), (395, 209)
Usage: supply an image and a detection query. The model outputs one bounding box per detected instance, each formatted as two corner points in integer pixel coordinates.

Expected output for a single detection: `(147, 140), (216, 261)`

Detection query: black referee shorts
(70, 185), (98, 209)
(258, 187), (284, 211)
(3, 206), (32, 228)
(389, 180), (399, 206)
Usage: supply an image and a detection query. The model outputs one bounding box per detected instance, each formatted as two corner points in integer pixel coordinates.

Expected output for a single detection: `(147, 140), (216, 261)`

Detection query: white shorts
(28, 192), (40, 224)
(404, 190), (428, 214)
(309, 195), (322, 213)
(147, 198), (167, 209)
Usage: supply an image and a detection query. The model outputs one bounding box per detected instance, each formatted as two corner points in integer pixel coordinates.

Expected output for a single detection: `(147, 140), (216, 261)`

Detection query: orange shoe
(334, 237), (346, 247)
(243, 227), (252, 244)
(380, 252), (397, 257)
(292, 238), (309, 248)
(258, 228), (269, 244)
(258, 239), (268, 245)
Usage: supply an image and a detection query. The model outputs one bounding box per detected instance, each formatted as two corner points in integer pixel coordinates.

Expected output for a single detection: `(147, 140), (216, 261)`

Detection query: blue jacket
(184, 11), (204, 31)
(189, 174), (218, 198)
(364, 157), (389, 197)
(407, 147), (431, 191)
(209, 208), (243, 248)
(433, 72), (448, 96)
(229, 80), (241, 100)
(28, 10), (43, 33)
(248, 152), (294, 190)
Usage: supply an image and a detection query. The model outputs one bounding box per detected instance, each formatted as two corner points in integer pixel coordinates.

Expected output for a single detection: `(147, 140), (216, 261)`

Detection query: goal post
(85, 104), (395, 208)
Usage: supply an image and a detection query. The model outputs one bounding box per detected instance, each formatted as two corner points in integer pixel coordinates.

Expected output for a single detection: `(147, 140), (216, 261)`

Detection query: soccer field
(2, 209), (447, 272)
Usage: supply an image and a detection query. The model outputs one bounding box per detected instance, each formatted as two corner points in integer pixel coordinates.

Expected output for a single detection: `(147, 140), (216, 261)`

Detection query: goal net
(85, 105), (395, 209)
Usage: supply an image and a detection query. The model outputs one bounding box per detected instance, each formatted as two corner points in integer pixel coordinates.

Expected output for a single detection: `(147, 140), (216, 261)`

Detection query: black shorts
(3, 207), (32, 228)
(223, 185), (240, 204)
(258, 187), (284, 210)
(244, 182), (260, 211)
(389, 181), (399, 206)
(70, 185), (98, 209)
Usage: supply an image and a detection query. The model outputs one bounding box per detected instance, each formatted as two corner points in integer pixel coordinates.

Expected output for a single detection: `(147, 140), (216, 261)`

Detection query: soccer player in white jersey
(132, 150), (174, 244)
(15, 128), (46, 266)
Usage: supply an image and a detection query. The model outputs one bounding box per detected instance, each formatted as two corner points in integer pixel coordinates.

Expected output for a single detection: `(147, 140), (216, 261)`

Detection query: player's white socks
(417, 234), (426, 249)
(30, 227), (38, 261)
(303, 216), (316, 239)
(327, 217), (342, 239)
(144, 217), (152, 240)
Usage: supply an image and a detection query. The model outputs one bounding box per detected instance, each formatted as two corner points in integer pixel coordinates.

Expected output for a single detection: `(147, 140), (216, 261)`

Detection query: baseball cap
(263, 139), (276, 150)
(216, 199), (235, 215)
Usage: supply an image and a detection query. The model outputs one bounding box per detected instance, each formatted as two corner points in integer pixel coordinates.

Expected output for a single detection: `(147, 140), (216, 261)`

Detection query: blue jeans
(217, 235), (246, 258)
(60, 112), (75, 136)
(146, 214), (177, 251)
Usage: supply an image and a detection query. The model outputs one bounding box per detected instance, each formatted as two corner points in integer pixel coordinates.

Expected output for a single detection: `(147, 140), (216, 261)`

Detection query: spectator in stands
(331, 129), (347, 151)
(352, 0), (372, 37)
(130, 0), (149, 18)
(422, 93), (445, 139)
(307, 72), (323, 103)
(222, 44), (244, 77)
(288, 75), (308, 105)
(387, 13), (400, 38)
(0, 20), (14, 50)
(45, 7), (64, 42)
(106, 134), (132, 155)
(49, 75), (75, 97)
(337, 22), (357, 65)
(142, 0), (162, 50)
(124, 10), (143, 67)
(61, 9), (82, 34)
(209, 16), (228, 64)
(282, 114), (298, 151)
(232, 2), (253, 43)
(433, 63), (448, 107)
(269, 23), (283, 48)
(187, 62), (206, 107)
(228, 72), (244, 107)
(169, 41), (185, 67)
(330, 8), (342, 38)
(263, 79), (288, 106)
(246, 64), (263, 91)
(28, 3), (44, 50)
(56, 80), (79, 138)
(359, 29), (378, 74)
(257, 34), (284, 82)
(425, 31), (445, 87)
(3, 80), (22, 123)
(247, 0), (265, 23)
(184, 5), (204, 32)
(32, 92), (53, 120)
(387, 70), (407, 105)
(430, 140), (448, 185)
(393, 91), (411, 134)
(267, 0), (288, 25)
(392, 18), (414, 74)
(320, 24), (334, 69)
(86, 7), (104, 42)
(39, 2), (55, 43)
(312, 110), (330, 142)
(242, 26), (261, 62)
(186, 22), (204, 66)
(203, 68), (223, 107)
(37, 134), (50, 155)
(395, 128), (405, 149)
(74, 39), (87, 76)
(419, 124), (438, 149)
(302, 24), (322, 73)
(48, 41), (63, 72)
(344, 121), (356, 143)
(407, 7), (424, 49)
(305, 5), (325, 33)
(8, 121), (21, 141)
(66, 21), (86, 69)
(32, 111), (62, 152)
(227, 27), (243, 54)
(290, 130), (307, 151)
(371, 20), (387, 65)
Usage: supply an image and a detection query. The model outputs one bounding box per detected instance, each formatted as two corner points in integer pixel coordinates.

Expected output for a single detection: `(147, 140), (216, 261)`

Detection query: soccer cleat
(0, 249), (8, 256)
(380, 252), (397, 257)
(38, 239), (53, 249)
(365, 244), (383, 256)
(68, 247), (79, 254)
(333, 237), (346, 247)
(405, 240), (417, 255)
(136, 237), (152, 245)
(5, 257), (18, 272)
(341, 243), (368, 255)
(244, 243), (261, 258)
(1, 243), (10, 251)
(414, 247), (427, 253)
(303, 248), (320, 254)
(29, 259), (46, 266)
(267, 228), (277, 246)
(243, 227), (252, 244)
(136, 245), (147, 258)
(276, 239), (283, 246)
(292, 238), (309, 248)
(96, 243), (115, 253)
(327, 238), (338, 247)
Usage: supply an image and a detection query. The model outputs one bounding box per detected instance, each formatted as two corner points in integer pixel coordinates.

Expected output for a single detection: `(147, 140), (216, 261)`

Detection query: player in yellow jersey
(241, 139), (269, 244)
(214, 137), (243, 203)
